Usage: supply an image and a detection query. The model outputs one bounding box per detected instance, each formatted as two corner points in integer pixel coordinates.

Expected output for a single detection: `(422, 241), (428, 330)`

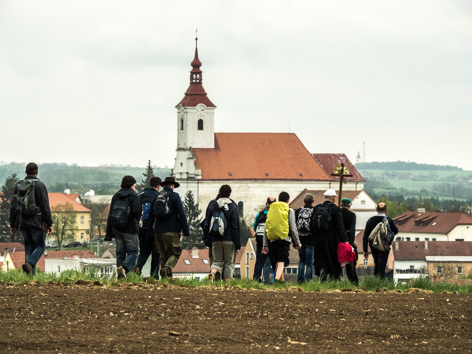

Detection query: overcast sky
(1, 1), (471, 170)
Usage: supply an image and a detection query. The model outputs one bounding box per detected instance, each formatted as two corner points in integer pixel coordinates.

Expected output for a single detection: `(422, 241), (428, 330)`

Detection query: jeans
(253, 236), (271, 284)
(114, 232), (139, 272)
(136, 229), (160, 276)
(297, 245), (314, 282)
(22, 226), (45, 274)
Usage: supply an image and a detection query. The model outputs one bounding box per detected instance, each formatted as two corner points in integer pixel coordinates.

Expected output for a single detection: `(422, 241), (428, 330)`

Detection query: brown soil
(0, 284), (471, 353)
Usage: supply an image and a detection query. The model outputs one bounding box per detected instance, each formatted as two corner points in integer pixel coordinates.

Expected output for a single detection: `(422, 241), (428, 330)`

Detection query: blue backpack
(139, 193), (153, 229)
(209, 205), (228, 237)
(313, 204), (332, 231)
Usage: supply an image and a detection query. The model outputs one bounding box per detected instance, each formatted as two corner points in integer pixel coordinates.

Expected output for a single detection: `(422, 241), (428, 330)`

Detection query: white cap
(324, 189), (337, 197)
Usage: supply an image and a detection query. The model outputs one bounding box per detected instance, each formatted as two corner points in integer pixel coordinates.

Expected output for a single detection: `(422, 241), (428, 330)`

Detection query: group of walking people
(10, 162), (397, 283)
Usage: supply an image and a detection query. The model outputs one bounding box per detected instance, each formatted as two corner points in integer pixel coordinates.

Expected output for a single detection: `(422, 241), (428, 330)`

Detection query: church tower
(356, 151), (362, 164)
(172, 37), (216, 180)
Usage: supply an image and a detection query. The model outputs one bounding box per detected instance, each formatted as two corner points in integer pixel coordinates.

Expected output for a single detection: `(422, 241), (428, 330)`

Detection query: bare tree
(86, 197), (109, 238)
(49, 203), (77, 250)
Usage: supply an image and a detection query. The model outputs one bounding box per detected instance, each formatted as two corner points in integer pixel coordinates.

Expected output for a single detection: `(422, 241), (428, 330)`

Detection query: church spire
(176, 33), (215, 108)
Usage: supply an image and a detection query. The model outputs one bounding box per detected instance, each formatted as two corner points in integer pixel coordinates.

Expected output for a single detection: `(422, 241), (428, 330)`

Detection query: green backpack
(12, 178), (41, 217)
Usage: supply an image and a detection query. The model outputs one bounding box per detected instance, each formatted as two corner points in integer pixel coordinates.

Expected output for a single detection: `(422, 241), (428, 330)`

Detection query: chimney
(4, 248), (8, 258)
(191, 247), (199, 259)
(64, 189), (70, 194)
(425, 240), (428, 250)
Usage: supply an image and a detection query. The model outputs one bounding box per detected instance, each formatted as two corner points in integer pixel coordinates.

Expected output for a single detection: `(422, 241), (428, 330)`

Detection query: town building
(49, 193), (92, 242)
(170, 40), (365, 219)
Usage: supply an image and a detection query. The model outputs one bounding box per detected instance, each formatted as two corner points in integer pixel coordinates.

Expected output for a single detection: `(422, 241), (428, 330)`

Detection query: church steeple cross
(331, 163), (353, 206)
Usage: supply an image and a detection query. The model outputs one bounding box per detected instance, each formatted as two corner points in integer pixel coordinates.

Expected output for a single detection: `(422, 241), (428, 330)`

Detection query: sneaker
(22, 263), (33, 275)
(133, 267), (141, 276)
(117, 266), (126, 279)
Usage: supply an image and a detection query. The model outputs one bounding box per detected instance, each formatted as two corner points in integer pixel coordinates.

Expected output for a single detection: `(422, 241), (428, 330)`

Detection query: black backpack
(139, 193), (153, 229)
(254, 211), (267, 237)
(12, 178), (40, 216)
(154, 190), (173, 218)
(313, 204), (332, 231)
(110, 196), (130, 229)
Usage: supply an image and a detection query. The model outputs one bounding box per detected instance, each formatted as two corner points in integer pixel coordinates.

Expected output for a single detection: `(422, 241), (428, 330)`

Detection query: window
(456, 239), (464, 242)
(409, 265), (415, 273)
(415, 238), (419, 241)
(58, 266), (61, 273)
(363, 258), (368, 268)
(238, 201), (244, 216)
(81, 233), (84, 240)
(246, 266), (249, 278)
(184, 260), (190, 265)
(425, 238), (429, 241)
(250, 253), (254, 260)
(246, 252), (249, 265)
(437, 266), (442, 275)
(361, 200), (366, 204)
(180, 119), (184, 130)
(202, 259), (209, 265)
(198, 119), (204, 130)
(195, 277), (200, 281)
(406, 237), (410, 241)
(457, 266), (463, 275)
(396, 237), (401, 241)
(432, 238), (436, 241)
(80, 216), (84, 225)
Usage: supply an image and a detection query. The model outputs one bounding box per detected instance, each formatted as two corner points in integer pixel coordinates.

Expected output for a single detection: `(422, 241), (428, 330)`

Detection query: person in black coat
(313, 189), (349, 281)
(363, 203), (398, 279)
(340, 198), (358, 284)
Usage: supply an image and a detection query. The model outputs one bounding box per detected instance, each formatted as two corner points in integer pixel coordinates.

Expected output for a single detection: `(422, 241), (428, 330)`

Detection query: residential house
(171, 248), (211, 280)
(49, 193), (92, 242)
(393, 212), (472, 242)
(393, 241), (472, 283)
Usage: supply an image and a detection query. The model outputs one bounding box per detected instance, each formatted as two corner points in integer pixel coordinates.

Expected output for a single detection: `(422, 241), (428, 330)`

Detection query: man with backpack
(207, 185), (241, 283)
(363, 202), (398, 279)
(9, 163), (53, 275)
(134, 176), (162, 277)
(146, 177), (189, 279)
(312, 189), (348, 281)
(105, 175), (141, 279)
(295, 193), (315, 284)
(340, 198), (359, 284)
(252, 197), (275, 283)
(262, 192), (301, 283)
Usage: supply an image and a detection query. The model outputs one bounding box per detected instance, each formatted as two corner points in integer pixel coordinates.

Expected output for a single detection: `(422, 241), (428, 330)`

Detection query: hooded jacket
(105, 188), (141, 237)
(146, 186), (190, 236)
(9, 175), (53, 230)
(209, 197), (241, 250)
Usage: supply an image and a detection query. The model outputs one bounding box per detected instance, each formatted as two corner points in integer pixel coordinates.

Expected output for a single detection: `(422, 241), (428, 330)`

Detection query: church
(171, 40), (372, 220)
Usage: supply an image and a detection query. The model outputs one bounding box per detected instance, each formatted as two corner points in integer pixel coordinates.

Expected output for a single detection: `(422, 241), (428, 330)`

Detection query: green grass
(1, 269), (471, 294)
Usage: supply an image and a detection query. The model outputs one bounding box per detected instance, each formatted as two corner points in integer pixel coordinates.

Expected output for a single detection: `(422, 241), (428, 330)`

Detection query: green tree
(239, 216), (252, 248)
(49, 203), (77, 250)
(85, 198), (109, 238)
(0, 174), (20, 242)
(376, 195), (409, 218)
(136, 160), (155, 193)
(182, 191), (203, 249)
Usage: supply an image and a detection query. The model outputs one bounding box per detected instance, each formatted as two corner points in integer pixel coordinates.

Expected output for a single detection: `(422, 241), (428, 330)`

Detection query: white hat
(324, 189), (337, 197)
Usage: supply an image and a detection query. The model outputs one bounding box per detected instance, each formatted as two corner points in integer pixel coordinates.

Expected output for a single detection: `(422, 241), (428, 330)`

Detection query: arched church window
(238, 201), (244, 216)
(198, 119), (204, 130)
(181, 119), (184, 131)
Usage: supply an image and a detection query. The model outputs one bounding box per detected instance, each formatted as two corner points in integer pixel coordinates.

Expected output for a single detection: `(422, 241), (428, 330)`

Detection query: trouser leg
(297, 246), (306, 281)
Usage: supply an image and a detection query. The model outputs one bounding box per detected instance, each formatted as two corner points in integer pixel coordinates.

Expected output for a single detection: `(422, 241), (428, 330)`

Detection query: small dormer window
(228, 172), (232, 176)
(198, 119), (204, 130)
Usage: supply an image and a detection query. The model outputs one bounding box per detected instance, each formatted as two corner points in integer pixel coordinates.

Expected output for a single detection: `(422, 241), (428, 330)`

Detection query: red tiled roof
(235, 247), (245, 265)
(290, 189), (364, 209)
(312, 153), (365, 182)
(64, 194), (80, 202)
(354, 230), (366, 253)
(393, 241), (472, 260)
(49, 193), (91, 213)
(173, 248), (211, 274)
(44, 250), (98, 259)
(193, 133), (331, 181)
(393, 212), (472, 234)
(8, 252), (45, 271)
(0, 242), (26, 255)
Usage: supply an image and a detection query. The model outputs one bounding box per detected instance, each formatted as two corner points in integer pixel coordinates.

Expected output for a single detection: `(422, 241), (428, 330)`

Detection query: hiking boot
(133, 267), (141, 276)
(159, 268), (168, 279)
(214, 272), (221, 281)
(117, 266), (126, 279)
(22, 263), (33, 275)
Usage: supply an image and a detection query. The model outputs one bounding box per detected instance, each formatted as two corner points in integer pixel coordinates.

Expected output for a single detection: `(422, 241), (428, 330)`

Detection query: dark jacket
(341, 207), (356, 245)
(146, 187), (190, 236)
(295, 205), (315, 247)
(10, 175), (53, 230)
(138, 187), (159, 239)
(313, 201), (348, 275)
(209, 197), (241, 250)
(106, 188), (141, 237)
(363, 214), (399, 253)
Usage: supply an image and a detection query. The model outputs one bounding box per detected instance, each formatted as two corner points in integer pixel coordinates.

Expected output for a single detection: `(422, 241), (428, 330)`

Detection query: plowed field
(0, 283), (471, 353)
